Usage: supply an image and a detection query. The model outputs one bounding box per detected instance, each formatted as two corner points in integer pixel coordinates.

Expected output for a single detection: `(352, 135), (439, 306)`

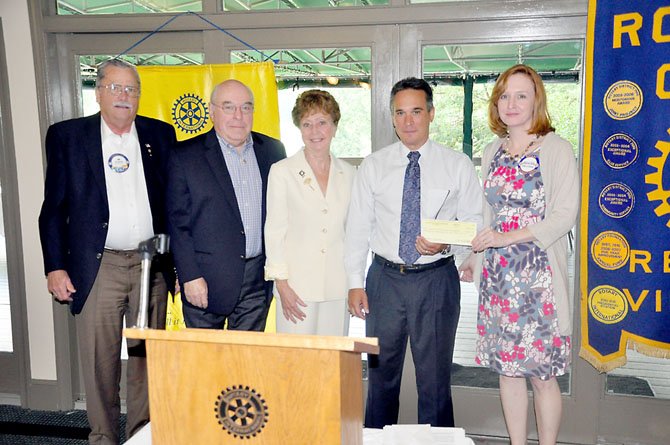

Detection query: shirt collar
(398, 139), (430, 157)
(101, 117), (138, 145)
(217, 133), (253, 155)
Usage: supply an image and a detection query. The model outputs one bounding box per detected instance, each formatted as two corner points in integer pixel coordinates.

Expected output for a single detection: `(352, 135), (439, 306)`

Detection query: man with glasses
(167, 79), (286, 331)
(39, 58), (176, 444)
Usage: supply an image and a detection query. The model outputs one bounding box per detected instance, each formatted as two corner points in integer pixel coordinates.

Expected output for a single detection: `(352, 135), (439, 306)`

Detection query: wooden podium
(125, 328), (378, 444)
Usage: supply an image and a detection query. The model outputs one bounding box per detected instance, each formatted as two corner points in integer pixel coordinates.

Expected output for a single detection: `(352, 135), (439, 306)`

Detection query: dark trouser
(75, 249), (167, 445)
(364, 256), (460, 428)
(183, 255), (270, 331)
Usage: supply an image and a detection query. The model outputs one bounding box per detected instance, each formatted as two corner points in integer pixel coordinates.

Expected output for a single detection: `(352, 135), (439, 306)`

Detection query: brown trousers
(75, 249), (166, 445)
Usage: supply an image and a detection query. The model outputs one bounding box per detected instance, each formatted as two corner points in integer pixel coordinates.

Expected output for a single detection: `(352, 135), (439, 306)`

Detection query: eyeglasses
(97, 83), (141, 98)
(211, 102), (254, 115)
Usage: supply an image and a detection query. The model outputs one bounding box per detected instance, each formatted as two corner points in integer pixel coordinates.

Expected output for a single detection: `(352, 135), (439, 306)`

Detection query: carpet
(0, 405), (125, 444)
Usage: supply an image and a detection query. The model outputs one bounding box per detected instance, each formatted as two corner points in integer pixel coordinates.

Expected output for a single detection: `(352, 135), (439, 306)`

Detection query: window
(423, 40), (583, 394)
(223, 0), (387, 12)
(57, 0), (202, 15)
(233, 48), (372, 158)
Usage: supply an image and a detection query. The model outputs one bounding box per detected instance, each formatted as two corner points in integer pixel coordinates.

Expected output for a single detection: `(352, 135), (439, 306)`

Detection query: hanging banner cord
(115, 10), (270, 62)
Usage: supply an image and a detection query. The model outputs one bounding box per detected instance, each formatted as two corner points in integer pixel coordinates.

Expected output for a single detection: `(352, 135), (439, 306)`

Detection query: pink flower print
(475, 357), (481, 365)
(500, 216), (520, 233)
(543, 302), (555, 316)
(513, 345), (526, 360)
(482, 267), (489, 279)
(501, 166), (517, 182)
(479, 304), (485, 312)
(553, 337), (563, 348)
(509, 216), (520, 230)
(500, 351), (512, 362)
(477, 325), (486, 336)
(509, 312), (519, 323)
(501, 299), (511, 313)
(499, 256), (508, 268)
(533, 339), (545, 352)
(512, 178), (524, 190)
(491, 294), (500, 306)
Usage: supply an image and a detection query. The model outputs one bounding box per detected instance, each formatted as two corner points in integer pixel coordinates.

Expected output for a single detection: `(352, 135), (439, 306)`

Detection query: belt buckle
(399, 264), (406, 274)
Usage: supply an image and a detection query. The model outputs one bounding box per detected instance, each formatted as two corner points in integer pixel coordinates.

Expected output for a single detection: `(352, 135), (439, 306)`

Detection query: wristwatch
(440, 245), (451, 255)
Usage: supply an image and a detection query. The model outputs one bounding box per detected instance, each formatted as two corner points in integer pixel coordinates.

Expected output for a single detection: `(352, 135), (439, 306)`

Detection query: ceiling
(61, 1), (582, 85)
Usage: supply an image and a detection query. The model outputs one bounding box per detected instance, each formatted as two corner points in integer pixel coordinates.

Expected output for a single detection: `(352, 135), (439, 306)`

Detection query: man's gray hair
(96, 58), (141, 88)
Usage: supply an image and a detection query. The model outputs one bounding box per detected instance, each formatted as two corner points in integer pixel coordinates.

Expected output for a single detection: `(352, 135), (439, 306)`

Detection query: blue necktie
(399, 151), (421, 265)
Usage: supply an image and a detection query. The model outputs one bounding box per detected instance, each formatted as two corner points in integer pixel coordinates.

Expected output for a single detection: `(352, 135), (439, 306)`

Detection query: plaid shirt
(218, 134), (263, 258)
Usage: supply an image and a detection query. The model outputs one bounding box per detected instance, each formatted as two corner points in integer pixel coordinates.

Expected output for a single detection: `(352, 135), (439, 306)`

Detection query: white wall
(0, 1), (57, 380)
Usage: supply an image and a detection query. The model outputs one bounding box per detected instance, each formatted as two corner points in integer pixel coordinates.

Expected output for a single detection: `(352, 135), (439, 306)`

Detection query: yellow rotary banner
(137, 61), (280, 141)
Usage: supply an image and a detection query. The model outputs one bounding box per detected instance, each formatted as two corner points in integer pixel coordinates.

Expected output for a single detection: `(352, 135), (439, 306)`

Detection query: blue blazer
(38, 113), (177, 314)
(166, 129), (286, 316)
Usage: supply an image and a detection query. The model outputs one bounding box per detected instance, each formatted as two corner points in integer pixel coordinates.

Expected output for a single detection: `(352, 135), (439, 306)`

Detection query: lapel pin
(299, 170), (305, 177)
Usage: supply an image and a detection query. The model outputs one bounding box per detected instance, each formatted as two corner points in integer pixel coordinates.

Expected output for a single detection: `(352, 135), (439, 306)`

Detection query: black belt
(373, 254), (453, 274)
(104, 248), (140, 254)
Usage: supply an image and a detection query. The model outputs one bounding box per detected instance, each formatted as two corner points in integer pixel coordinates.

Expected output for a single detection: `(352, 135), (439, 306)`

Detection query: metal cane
(134, 234), (170, 329)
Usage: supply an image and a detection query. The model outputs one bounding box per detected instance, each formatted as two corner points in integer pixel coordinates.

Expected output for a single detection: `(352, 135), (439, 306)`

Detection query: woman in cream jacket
(264, 90), (355, 335)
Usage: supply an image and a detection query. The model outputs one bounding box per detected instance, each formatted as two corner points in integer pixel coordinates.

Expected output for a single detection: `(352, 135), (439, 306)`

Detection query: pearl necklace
(503, 134), (539, 160)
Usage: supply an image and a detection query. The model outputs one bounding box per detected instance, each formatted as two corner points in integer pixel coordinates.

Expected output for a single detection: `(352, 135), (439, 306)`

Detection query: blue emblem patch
(108, 153), (130, 173)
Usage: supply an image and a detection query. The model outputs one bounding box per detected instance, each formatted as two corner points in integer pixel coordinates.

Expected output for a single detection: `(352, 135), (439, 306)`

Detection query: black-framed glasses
(97, 83), (141, 98)
(211, 102), (254, 115)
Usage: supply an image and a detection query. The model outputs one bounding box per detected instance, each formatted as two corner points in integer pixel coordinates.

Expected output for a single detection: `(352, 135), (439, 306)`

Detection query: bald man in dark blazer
(167, 79), (285, 331)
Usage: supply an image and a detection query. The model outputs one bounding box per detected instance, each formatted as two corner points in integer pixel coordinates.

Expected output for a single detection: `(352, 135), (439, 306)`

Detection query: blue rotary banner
(580, 1), (670, 372)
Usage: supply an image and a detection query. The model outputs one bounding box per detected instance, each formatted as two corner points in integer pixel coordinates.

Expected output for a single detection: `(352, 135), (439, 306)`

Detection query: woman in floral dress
(460, 65), (580, 445)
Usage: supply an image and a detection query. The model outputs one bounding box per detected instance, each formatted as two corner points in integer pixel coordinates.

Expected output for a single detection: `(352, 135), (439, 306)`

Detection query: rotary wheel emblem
(171, 93), (209, 134)
(645, 130), (670, 228)
(214, 385), (269, 439)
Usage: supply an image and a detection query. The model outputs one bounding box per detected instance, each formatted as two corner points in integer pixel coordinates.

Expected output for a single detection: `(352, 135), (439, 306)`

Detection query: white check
(421, 219), (477, 246)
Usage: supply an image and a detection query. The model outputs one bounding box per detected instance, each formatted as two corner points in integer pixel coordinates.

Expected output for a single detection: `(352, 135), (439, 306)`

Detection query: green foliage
(278, 81), (580, 161)
(429, 81), (582, 159)
(328, 89), (372, 158)
(278, 87), (371, 158)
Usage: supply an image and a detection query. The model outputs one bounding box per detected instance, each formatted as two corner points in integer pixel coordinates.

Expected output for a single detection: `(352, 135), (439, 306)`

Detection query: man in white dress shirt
(39, 59), (176, 444)
(345, 77), (483, 428)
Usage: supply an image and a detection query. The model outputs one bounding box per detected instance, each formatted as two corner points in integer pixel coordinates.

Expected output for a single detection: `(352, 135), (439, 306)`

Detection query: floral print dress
(475, 145), (571, 379)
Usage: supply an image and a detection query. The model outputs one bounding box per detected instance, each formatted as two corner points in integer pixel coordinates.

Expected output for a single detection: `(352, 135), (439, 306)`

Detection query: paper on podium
(383, 424), (432, 444)
(132, 423), (474, 445)
(433, 427), (468, 444)
(421, 219), (477, 246)
(362, 425), (472, 445)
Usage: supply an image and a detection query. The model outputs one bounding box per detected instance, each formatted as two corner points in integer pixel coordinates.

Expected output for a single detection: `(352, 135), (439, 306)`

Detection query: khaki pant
(75, 249), (166, 445)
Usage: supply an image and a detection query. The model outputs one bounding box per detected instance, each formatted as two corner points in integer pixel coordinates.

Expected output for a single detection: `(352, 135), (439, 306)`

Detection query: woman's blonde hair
(488, 64), (555, 137)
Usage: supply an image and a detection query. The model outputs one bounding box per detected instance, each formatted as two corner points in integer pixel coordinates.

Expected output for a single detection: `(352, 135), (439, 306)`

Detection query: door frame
(0, 19), (30, 405)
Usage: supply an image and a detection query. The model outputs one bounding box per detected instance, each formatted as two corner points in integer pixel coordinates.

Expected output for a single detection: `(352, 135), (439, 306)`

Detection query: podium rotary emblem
(215, 385), (269, 439)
